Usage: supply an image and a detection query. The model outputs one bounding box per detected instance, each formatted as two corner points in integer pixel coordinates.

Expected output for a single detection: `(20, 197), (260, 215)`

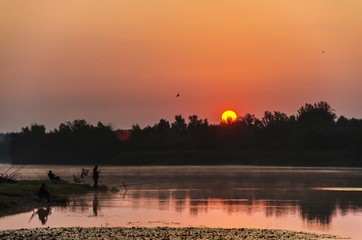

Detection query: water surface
(1, 165), (361, 239)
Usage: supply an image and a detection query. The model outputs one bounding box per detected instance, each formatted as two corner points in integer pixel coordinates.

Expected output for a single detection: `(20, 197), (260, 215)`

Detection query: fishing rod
(9, 165), (25, 176)
(115, 179), (178, 189)
(1, 164), (15, 177)
(7, 165), (26, 179)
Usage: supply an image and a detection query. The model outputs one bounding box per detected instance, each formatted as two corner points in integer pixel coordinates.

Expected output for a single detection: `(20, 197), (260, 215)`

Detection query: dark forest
(2, 101), (362, 166)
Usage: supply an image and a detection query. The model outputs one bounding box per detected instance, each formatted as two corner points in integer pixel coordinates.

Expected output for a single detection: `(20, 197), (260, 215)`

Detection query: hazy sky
(1, 1), (362, 132)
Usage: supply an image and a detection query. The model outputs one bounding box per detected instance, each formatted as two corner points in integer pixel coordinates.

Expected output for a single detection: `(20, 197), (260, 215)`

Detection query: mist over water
(1, 165), (362, 239)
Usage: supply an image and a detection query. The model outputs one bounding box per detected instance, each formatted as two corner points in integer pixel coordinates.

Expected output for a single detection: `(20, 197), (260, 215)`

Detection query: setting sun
(221, 110), (238, 123)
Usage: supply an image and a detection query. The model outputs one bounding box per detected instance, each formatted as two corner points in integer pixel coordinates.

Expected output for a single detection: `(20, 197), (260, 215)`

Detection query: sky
(1, 1), (362, 132)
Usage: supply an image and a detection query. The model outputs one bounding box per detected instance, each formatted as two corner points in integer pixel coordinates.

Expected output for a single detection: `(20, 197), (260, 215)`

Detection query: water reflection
(1, 165), (362, 238)
(63, 185), (362, 228)
(93, 194), (99, 216)
(29, 206), (51, 225)
(121, 184), (358, 225)
(54, 165), (362, 228)
(119, 187), (362, 226)
(20, 186), (362, 234)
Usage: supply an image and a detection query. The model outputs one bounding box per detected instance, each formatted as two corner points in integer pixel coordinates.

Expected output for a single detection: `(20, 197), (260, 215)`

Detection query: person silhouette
(48, 170), (61, 181)
(92, 165), (100, 187)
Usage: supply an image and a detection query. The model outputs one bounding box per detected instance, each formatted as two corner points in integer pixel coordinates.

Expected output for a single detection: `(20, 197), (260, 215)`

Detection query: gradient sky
(1, 1), (362, 132)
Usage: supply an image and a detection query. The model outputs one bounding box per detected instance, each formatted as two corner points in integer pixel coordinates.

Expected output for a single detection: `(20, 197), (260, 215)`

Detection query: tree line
(3, 101), (362, 166)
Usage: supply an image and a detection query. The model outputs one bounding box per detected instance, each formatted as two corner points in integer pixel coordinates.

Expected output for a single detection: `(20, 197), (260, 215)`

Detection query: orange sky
(1, 1), (362, 132)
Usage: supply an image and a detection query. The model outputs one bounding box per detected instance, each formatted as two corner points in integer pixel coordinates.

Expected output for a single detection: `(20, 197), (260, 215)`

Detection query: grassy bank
(0, 180), (106, 217)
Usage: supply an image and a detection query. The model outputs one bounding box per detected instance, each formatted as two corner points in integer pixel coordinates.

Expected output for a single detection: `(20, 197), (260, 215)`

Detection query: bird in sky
(321, 51), (326, 53)
(176, 93), (180, 97)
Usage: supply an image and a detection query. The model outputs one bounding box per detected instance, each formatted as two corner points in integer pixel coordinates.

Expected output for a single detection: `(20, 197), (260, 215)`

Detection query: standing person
(93, 165), (100, 187)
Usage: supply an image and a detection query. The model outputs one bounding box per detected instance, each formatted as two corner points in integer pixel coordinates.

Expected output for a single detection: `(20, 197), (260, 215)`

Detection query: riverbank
(0, 180), (106, 217)
(0, 227), (347, 240)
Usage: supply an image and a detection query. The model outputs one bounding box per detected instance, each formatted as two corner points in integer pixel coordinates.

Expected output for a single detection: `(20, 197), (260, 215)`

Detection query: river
(0, 164), (361, 239)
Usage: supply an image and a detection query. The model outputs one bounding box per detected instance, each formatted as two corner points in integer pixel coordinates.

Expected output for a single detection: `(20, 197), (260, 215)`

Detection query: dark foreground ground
(0, 227), (347, 240)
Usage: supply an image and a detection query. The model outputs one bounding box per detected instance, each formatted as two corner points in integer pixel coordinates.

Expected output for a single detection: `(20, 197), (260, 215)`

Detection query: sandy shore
(0, 227), (347, 240)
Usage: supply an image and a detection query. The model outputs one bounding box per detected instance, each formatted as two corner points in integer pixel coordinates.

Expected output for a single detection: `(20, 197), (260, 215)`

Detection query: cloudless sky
(1, 1), (362, 132)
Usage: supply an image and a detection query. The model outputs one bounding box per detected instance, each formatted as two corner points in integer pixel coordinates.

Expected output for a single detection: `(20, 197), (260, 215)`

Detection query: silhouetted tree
(297, 101), (336, 126)
(239, 114), (262, 128)
(295, 102), (337, 150)
(0, 134), (10, 162)
(154, 119), (171, 133)
(261, 111), (289, 128)
(6, 101), (362, 166)
(187, 115), (209, 131)
(171, 115), (187, 133)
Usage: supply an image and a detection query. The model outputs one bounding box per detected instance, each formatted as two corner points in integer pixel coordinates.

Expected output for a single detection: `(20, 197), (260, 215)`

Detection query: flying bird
(176, 93), (180, 97)
(321, 51), (326, 53)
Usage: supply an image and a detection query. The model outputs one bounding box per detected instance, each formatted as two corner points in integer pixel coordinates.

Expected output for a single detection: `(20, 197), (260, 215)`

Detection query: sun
(221, 110), (238, 123)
